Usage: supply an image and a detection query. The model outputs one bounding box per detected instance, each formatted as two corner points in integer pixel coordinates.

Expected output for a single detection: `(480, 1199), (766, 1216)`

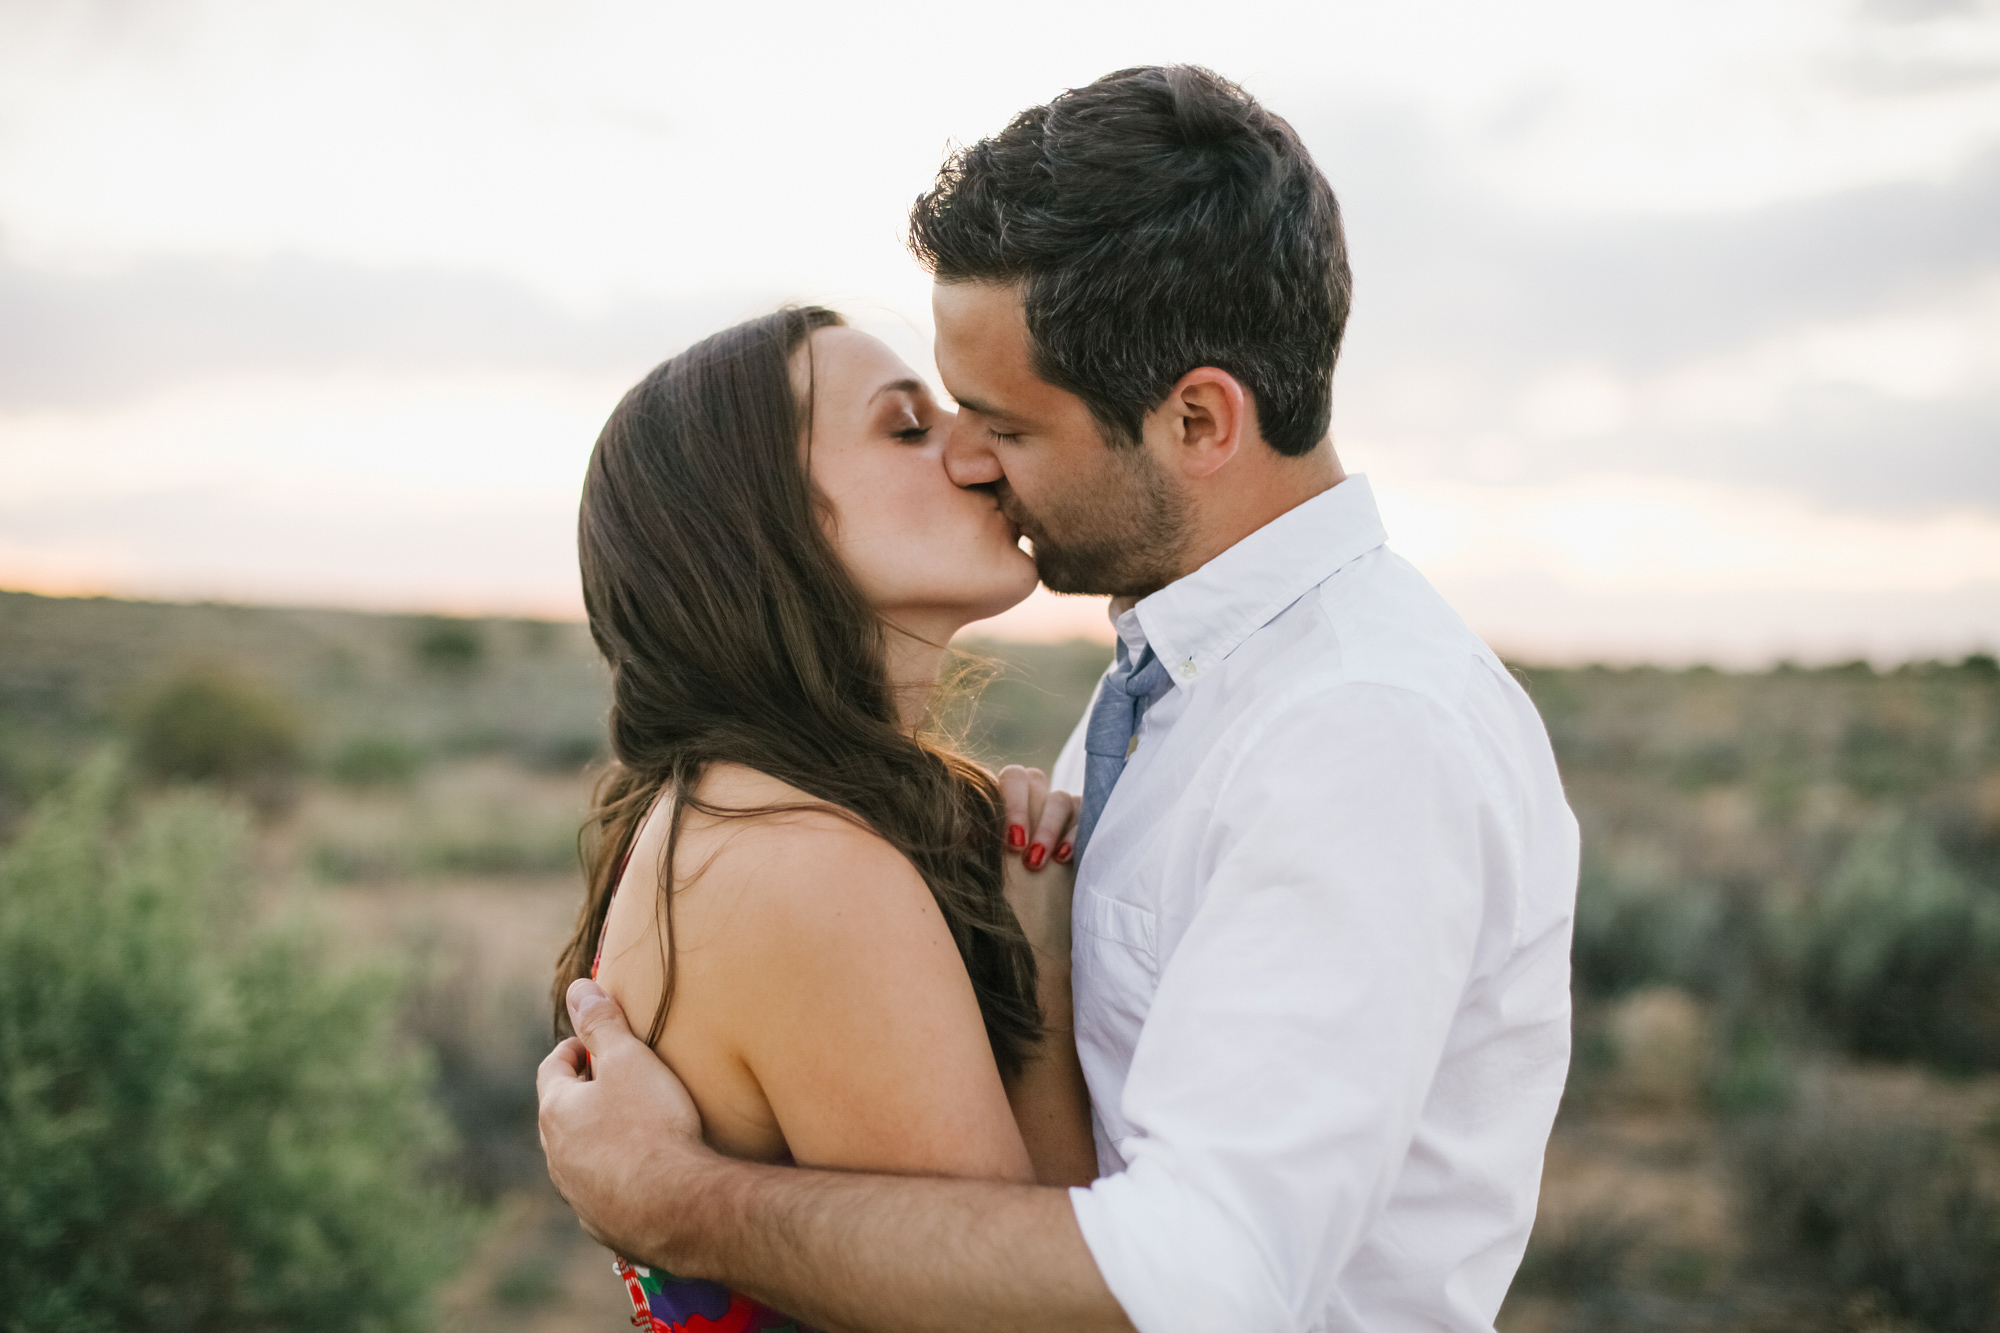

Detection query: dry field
(7, 589), (2000, 1329)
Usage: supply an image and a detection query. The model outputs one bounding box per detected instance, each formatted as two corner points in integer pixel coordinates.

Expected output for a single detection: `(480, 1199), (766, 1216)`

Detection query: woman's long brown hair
(552, 306), (1041, 1076)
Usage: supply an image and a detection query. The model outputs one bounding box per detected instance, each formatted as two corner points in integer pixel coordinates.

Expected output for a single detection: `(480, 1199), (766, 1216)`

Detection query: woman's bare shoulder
(680, 763), (895, 868)
(686, 762), (863, 830)
(592, 765), (913, 1160)
(645, 763), (928, 942)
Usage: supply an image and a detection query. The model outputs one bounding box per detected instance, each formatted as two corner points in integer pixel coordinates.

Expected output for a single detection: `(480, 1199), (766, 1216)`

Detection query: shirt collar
(1110, 475), (1388, 688)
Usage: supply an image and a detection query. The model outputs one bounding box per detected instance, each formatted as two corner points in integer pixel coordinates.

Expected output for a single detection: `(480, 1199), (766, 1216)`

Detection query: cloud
(5, 135), (1996, 515)
(1859, 0), (1996, 25)
(1649, 384), (2000, 510)
(1343, 146), (2000, 372)
(1328, 137), (2000, 511)
(0, 253), (765, 409)
(1828, 50), (2000, 96)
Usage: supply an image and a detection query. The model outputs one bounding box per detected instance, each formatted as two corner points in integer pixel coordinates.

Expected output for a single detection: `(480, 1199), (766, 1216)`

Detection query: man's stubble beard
(998, 445), (1191, 600)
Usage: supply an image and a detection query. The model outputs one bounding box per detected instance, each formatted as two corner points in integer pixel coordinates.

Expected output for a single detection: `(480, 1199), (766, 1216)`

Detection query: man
(539, 65), (1577, 1333)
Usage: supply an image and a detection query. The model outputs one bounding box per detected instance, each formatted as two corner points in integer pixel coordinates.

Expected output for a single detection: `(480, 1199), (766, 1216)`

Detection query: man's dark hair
(909, 65), (1350, 457)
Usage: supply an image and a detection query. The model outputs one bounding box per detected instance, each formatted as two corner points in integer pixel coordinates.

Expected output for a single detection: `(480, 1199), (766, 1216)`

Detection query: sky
(1, 0), (1997, 663)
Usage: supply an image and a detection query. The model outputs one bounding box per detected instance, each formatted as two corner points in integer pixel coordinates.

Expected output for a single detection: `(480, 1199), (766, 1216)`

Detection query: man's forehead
(935, 281), (1032, 355)
(933, 276), (1021, 314)
(933, 280), (1035, 400)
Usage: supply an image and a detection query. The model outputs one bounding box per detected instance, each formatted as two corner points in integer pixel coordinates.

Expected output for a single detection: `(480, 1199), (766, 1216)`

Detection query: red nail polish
(1008, 824), (1026, 848)
(1026, 843), (1047, 870)
(1055, 841), (1072, 863)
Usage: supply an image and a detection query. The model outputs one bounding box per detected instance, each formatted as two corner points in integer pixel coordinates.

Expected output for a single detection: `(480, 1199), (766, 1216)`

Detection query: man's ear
(1160, 368), (1249, 480)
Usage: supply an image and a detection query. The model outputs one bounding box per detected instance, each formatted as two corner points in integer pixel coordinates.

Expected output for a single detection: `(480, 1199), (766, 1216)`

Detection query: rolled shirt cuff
(1069, 1158), (1293, 1333)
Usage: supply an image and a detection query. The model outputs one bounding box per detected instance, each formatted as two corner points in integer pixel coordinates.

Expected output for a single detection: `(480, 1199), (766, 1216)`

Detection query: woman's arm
(1000, 918), (1096, 1186)
(996, 766), (1098, 1187)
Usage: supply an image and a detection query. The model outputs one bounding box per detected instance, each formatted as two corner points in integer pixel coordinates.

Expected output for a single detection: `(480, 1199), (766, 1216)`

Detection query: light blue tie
(1075, 641), (1173, 860)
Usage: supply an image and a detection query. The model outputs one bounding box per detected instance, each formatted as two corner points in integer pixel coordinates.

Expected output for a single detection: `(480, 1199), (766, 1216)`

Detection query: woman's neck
(881, 616), (955, 732)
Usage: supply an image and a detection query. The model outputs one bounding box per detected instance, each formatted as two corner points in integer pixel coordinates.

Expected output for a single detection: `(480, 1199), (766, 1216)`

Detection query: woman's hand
(996, 765), (1077, 969)
(993, 765), (1096, 1186)
(997, 764), (1077, 872)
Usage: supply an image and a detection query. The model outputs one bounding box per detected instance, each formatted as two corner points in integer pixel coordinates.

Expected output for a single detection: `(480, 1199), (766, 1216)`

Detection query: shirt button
(1179, 658), (1198, 677)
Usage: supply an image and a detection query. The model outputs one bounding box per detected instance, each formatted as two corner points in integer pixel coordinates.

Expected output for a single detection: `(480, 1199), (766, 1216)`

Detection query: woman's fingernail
(1008, 824), (1027, 849)
(1055, 841), (1073, 863)
(1026, 843), (1047, 870)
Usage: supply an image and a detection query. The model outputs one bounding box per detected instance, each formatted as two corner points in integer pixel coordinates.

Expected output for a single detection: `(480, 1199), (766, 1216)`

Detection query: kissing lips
(994, 490), (1041, 549)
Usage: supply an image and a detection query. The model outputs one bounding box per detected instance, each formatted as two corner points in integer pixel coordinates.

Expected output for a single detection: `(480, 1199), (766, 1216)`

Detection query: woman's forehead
(805, 327), (924, 407)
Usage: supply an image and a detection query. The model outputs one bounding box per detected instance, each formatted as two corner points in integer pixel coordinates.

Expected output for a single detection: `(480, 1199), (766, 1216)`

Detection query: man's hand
(537, 982), (1128, 1332)
(537, 978), (714, 1264)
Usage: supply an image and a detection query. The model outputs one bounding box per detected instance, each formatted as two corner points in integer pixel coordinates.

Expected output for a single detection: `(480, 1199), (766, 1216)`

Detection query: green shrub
(128, 666), (304, 810)
(409, 618), (484, 677)
(1668, 739), (1746, 791)
(1790, 814), (2000, 1071)
(490, 1256), (564, 1308)
(519, 732), (604, 776)
(307, 819), (579, 884)
(1570, 862), (1723, 1000)
(1705, 1019), (1796, 1116)
(0, 758), (474, 1332)
(398, 939), (548, 1202)
(0, 716), (65, 842)
(327, 733), (426, 788)
(1509, 1209), (1649, 1296)
(1737, 1106), (2000, 1331)
(1839, 717), (1950, 799)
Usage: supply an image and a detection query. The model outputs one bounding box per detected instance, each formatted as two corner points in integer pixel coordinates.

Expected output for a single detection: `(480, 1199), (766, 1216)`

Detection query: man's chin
(1032, 563), (1106, 598)
(1033, 549), (1132, 599)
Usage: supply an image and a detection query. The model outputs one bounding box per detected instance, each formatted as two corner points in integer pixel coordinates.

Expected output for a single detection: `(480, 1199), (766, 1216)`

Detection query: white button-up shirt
(1051, 476), (1578, 1333)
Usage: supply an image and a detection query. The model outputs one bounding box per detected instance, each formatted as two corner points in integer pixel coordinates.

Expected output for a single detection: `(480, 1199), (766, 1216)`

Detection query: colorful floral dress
(593, 876), (819, 1333)
(612, 1257), (812, 1333)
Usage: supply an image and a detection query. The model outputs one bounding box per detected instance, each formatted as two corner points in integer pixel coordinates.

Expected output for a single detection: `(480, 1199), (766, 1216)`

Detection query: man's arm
(540, 980), (1133, 1333)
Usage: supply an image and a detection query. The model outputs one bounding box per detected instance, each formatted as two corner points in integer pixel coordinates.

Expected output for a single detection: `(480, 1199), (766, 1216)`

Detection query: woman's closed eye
(986, 427), (1020, 444)
(892, 424), (932, 443)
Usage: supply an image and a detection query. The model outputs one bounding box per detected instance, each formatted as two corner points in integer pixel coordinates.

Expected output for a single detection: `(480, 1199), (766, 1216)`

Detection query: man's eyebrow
(868, 378), (928, 403)
(948, 393), (1022, 423)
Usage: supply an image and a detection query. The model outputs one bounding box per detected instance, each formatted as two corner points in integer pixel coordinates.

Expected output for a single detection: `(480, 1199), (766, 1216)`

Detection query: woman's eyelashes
(892, 424), (932, 444)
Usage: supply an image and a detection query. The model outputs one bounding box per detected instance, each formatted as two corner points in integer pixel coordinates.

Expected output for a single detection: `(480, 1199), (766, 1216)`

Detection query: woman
(551, 306), (1096, 1333)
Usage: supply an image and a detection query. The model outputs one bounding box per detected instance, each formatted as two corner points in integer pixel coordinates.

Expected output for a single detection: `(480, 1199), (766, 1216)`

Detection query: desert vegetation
(0, 759), (472, 1331)
(1511, 656), (2000, 1332)
(3, 587), (1998, 1330)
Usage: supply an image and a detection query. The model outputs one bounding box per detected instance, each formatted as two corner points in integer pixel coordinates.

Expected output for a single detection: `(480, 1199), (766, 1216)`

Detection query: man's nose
(942, 412), (1004, 488)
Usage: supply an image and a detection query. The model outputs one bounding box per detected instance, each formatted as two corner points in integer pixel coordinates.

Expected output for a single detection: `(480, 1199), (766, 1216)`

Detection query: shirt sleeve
(1068, 682), (1495, 1333)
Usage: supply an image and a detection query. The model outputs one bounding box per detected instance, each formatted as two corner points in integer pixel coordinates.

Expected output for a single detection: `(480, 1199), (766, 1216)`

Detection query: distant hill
(10, 587), (1996, 882)
(0, 590), (604, 826)
(0, 589), (1117, 832)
